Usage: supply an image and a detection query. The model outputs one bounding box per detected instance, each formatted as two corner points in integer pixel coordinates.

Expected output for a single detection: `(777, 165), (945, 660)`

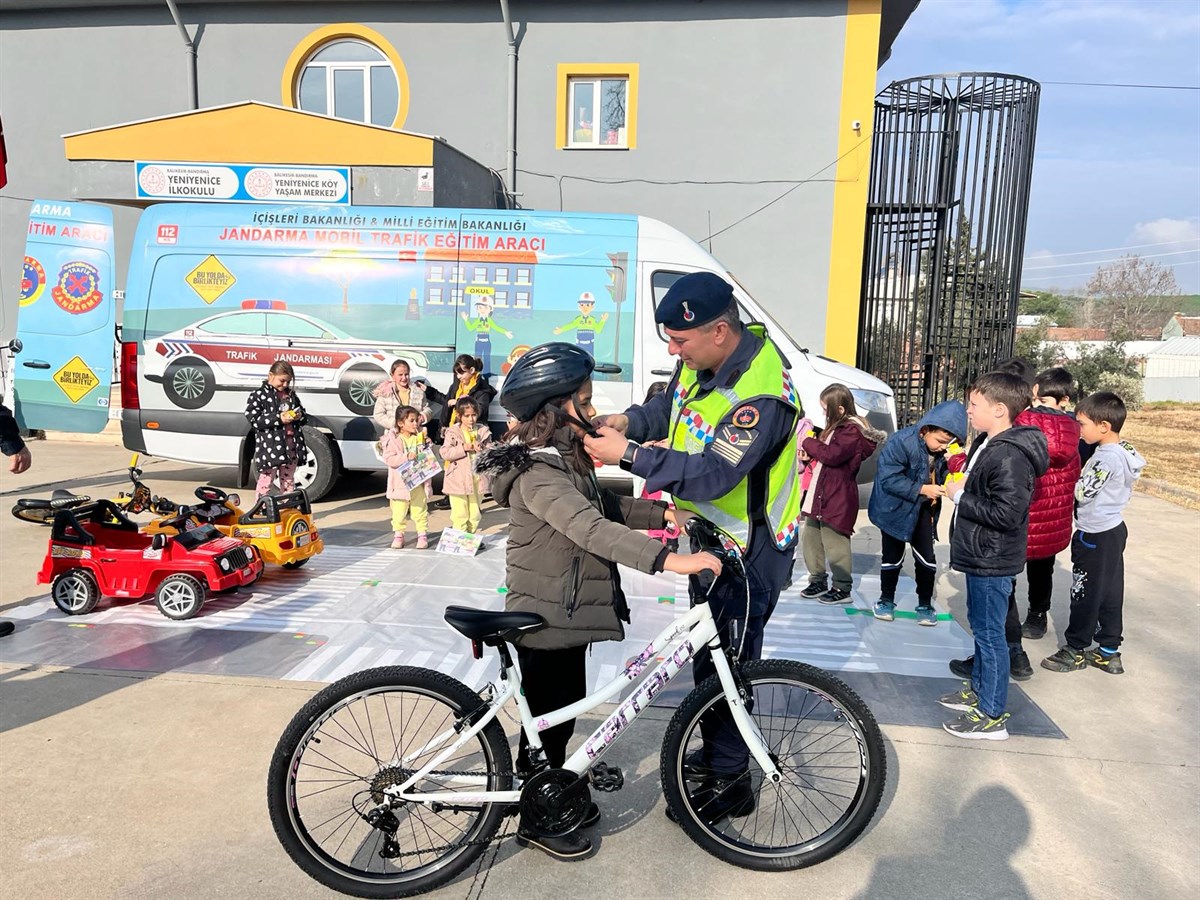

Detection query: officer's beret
(655, 272), (734, 330)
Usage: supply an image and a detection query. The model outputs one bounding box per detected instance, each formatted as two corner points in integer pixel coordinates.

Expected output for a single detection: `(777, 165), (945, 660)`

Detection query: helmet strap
(552, 399), (600, 438)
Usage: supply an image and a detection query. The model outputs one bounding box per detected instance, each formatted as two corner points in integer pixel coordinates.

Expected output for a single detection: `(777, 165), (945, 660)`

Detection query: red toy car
(38, 500), (264, 620)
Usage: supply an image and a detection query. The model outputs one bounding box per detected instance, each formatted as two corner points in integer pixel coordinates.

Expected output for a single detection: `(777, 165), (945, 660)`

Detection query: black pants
(1065, 524), (1127, 651)
(688, 537), (789, 775)
(516, 644), (587, 771)
(880, 503), (937, 606)
(1005, 555), (1057, 648)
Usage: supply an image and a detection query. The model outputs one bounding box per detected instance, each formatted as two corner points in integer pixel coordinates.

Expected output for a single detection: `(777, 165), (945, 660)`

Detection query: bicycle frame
(386, 600), (781, 806)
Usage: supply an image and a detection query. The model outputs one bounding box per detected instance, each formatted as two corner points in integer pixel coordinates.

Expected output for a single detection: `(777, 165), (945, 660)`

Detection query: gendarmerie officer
(584, 272), (802, 822)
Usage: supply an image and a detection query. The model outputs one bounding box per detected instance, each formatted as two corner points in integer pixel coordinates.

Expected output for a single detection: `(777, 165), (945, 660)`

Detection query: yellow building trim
(280, 23), (411, 130)
(63, 102), (434, 166)
(823, 0), (882, 363)
(555, 63), (639, 149)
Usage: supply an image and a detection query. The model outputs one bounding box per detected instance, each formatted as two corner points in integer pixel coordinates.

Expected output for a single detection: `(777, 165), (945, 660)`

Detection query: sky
(878, 0), (1200, 294)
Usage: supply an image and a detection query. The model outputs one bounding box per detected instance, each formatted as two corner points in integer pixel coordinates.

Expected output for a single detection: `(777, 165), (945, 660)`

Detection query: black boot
(949, 655), (973, 679)
(1009, 648), (1034, 681)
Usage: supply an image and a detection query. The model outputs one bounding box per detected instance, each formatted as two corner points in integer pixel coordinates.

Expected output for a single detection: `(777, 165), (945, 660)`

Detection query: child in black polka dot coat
(246, 360), (310, 497)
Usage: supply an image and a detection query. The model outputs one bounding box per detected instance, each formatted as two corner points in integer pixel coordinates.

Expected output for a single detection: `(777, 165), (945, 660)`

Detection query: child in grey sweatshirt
(1041, 392), (1145, 676)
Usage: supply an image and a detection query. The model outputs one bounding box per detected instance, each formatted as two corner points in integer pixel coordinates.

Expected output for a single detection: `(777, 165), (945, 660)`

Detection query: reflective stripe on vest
(667, 326), (802, 550)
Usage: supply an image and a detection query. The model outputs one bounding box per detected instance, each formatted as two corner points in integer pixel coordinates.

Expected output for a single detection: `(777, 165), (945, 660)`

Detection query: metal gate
(857, 73), (1040, 426)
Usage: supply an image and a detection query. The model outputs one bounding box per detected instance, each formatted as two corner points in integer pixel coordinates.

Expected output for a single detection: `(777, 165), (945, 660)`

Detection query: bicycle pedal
(589, 762), (624, 792)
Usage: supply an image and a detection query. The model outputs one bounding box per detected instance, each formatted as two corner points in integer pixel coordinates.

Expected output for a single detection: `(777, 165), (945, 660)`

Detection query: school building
(0, 0), (919, 362)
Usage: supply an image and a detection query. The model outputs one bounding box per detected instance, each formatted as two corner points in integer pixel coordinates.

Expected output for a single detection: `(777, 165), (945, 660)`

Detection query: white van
(107, 203), (894, 498)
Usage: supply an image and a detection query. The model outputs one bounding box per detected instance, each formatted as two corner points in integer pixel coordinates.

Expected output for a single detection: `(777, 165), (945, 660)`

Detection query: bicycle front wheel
(267, 666), (513, 899)
(661, 659), (885, 871)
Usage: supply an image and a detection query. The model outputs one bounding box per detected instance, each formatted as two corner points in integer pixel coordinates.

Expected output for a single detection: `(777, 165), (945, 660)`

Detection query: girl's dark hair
(390, 358), (411, 375)
(505, 395), (592, 475)
(820, 383), (858, 433)
(394, 405), (420, 425)
(454, 354), (483, 374)
(455, 396), (480, 416)
(644, 380), (669, 404)
(268, 359), (295, 379)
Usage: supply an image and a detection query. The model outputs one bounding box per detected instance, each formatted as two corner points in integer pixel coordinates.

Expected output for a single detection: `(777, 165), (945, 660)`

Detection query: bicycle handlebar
(683, 516), (746, 580)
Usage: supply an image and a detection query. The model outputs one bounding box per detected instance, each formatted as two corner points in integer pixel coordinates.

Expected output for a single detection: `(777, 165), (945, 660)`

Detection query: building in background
(0, 0), (919, 360)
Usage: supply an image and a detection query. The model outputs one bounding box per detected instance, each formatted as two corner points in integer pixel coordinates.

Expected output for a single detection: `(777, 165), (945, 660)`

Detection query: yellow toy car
(146, 486), (324, 569)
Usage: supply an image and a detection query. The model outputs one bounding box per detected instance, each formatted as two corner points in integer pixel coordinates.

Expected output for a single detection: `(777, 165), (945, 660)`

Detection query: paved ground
(1, 440), (1198, 899)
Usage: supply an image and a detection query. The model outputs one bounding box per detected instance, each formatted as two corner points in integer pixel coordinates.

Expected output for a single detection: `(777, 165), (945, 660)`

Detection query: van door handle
(22, 360), (51, 369)
(651, 368), (673, 376)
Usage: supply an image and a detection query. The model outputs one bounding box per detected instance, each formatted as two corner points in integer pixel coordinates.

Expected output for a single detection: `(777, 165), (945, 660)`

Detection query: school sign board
(135, 162), (350, 204)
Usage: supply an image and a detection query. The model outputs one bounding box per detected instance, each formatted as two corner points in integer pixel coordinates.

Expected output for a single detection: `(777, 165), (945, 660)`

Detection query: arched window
(282, 25), (410, 129)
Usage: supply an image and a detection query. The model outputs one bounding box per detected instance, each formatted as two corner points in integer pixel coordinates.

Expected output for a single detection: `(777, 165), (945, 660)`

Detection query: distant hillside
(1163, 295), (1200, 315)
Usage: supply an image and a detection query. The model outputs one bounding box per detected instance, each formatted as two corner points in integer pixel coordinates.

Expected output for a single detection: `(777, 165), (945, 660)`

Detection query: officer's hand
(592, 413), (629, 434)
(582, 426), (628, 466)
(663, 551), (722, 578)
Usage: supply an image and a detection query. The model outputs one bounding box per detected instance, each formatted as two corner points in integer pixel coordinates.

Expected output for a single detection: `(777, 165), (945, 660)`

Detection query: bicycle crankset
(519, 768), (591, 838)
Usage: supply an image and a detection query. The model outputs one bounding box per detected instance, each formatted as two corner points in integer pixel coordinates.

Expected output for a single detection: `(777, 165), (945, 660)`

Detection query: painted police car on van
(142, 299), (415, 415)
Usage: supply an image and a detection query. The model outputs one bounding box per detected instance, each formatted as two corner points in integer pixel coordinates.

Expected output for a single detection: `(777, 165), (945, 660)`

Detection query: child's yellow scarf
(449, 375), (478, 426)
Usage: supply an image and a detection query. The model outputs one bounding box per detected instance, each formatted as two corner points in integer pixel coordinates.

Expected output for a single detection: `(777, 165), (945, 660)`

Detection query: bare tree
(1086, 254), (1179, 338)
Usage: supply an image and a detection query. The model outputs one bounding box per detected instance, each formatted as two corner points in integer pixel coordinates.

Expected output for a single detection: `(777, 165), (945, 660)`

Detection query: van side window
(650, 270), (753, 342)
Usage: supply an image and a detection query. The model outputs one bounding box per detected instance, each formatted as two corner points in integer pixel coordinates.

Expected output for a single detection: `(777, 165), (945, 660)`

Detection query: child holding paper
(381, 405), (435, 549)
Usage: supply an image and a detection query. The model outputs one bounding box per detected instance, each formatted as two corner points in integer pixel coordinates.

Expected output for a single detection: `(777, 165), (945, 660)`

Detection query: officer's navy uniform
(620, 278), (797, 774)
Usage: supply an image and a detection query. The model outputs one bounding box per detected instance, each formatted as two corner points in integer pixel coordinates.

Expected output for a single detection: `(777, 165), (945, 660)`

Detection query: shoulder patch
(712, 425), (757, 466)
(732, 404), (760, 429)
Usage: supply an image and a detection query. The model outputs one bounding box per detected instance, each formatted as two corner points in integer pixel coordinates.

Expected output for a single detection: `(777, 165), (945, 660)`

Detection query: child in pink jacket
(439, 397), (494, 534)
(381, 405), (435, 549)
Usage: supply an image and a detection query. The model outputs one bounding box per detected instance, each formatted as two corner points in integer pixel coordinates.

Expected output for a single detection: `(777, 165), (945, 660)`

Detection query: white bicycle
(267, 518), (886, 898)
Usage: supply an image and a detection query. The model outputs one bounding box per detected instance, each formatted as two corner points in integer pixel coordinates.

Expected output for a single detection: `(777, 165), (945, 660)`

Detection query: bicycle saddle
(443, 606), (545, 642)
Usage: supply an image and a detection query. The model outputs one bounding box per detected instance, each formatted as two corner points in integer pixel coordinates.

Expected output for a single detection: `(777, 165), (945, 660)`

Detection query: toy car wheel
(338, 363), (387, 415)
(51, 569), (101, 615)
(163, 358), (216, 410)
(154, 573), (207, 620)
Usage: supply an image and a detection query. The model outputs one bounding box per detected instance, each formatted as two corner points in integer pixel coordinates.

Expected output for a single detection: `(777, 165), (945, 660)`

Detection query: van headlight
(850, 389), (890, 415)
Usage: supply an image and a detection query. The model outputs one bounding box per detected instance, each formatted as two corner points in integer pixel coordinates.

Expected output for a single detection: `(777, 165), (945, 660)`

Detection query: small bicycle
(266, 518), (886, 898)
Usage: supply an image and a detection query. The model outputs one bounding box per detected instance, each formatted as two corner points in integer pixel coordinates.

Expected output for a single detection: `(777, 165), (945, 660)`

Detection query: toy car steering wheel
(194, 486), (228, 504)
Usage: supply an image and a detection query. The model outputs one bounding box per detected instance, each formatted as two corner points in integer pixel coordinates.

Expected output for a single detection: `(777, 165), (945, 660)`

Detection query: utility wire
(1023, 249), (1200, 270)
(1024, 239), (1200, 260)
(1022, 259), (1200, 283)
(1040, 80), (1200, 91)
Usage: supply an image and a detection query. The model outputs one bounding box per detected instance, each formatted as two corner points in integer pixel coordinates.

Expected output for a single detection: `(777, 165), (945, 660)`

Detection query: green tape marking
(844, 607), (953, 621)
(361, 579), (380, 587)
(497, 586), (509, 594)
(657, 596), (676, 605)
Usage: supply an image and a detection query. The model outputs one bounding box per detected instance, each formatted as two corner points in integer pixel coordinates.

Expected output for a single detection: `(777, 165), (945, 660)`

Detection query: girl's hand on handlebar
(664, 551), (722, 577)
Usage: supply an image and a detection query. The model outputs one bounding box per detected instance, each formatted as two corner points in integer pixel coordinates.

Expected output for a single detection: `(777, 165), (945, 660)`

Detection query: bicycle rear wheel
(267, 666), (513, 899)
(661, 659), (885, 871)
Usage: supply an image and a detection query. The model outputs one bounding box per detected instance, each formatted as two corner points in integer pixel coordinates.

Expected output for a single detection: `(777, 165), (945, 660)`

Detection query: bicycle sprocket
(518, 768), (590, 838)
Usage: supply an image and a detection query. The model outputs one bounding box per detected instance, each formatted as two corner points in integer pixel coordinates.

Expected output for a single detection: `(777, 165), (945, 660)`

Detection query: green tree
(1018, 290), (1077, 327)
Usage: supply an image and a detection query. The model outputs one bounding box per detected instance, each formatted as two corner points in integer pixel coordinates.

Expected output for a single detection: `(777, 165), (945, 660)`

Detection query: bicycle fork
(708, 636), (783, 784)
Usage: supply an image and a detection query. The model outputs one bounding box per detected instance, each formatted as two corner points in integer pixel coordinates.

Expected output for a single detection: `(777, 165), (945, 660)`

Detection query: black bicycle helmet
(500, 342), (595, 422)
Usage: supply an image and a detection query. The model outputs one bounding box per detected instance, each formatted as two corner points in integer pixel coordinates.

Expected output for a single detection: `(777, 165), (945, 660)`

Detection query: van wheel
(338, 364), (386, 415)
(164, 358), (216, 410)
(293, 428), (338, 501)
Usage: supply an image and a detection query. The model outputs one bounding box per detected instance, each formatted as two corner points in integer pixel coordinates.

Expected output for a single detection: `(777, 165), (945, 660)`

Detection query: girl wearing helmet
(476, 342), (721, 861)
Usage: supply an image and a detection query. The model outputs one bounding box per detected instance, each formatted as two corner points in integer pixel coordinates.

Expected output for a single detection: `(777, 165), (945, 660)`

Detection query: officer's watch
(618, 440), (641, 472)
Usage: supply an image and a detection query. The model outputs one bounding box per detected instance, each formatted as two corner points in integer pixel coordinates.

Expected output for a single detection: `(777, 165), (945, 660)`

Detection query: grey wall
(0, 1), (848, 350)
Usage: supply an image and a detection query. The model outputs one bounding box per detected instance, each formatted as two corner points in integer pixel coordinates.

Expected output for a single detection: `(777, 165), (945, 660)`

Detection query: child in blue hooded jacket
(867, 400), (967, 625)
